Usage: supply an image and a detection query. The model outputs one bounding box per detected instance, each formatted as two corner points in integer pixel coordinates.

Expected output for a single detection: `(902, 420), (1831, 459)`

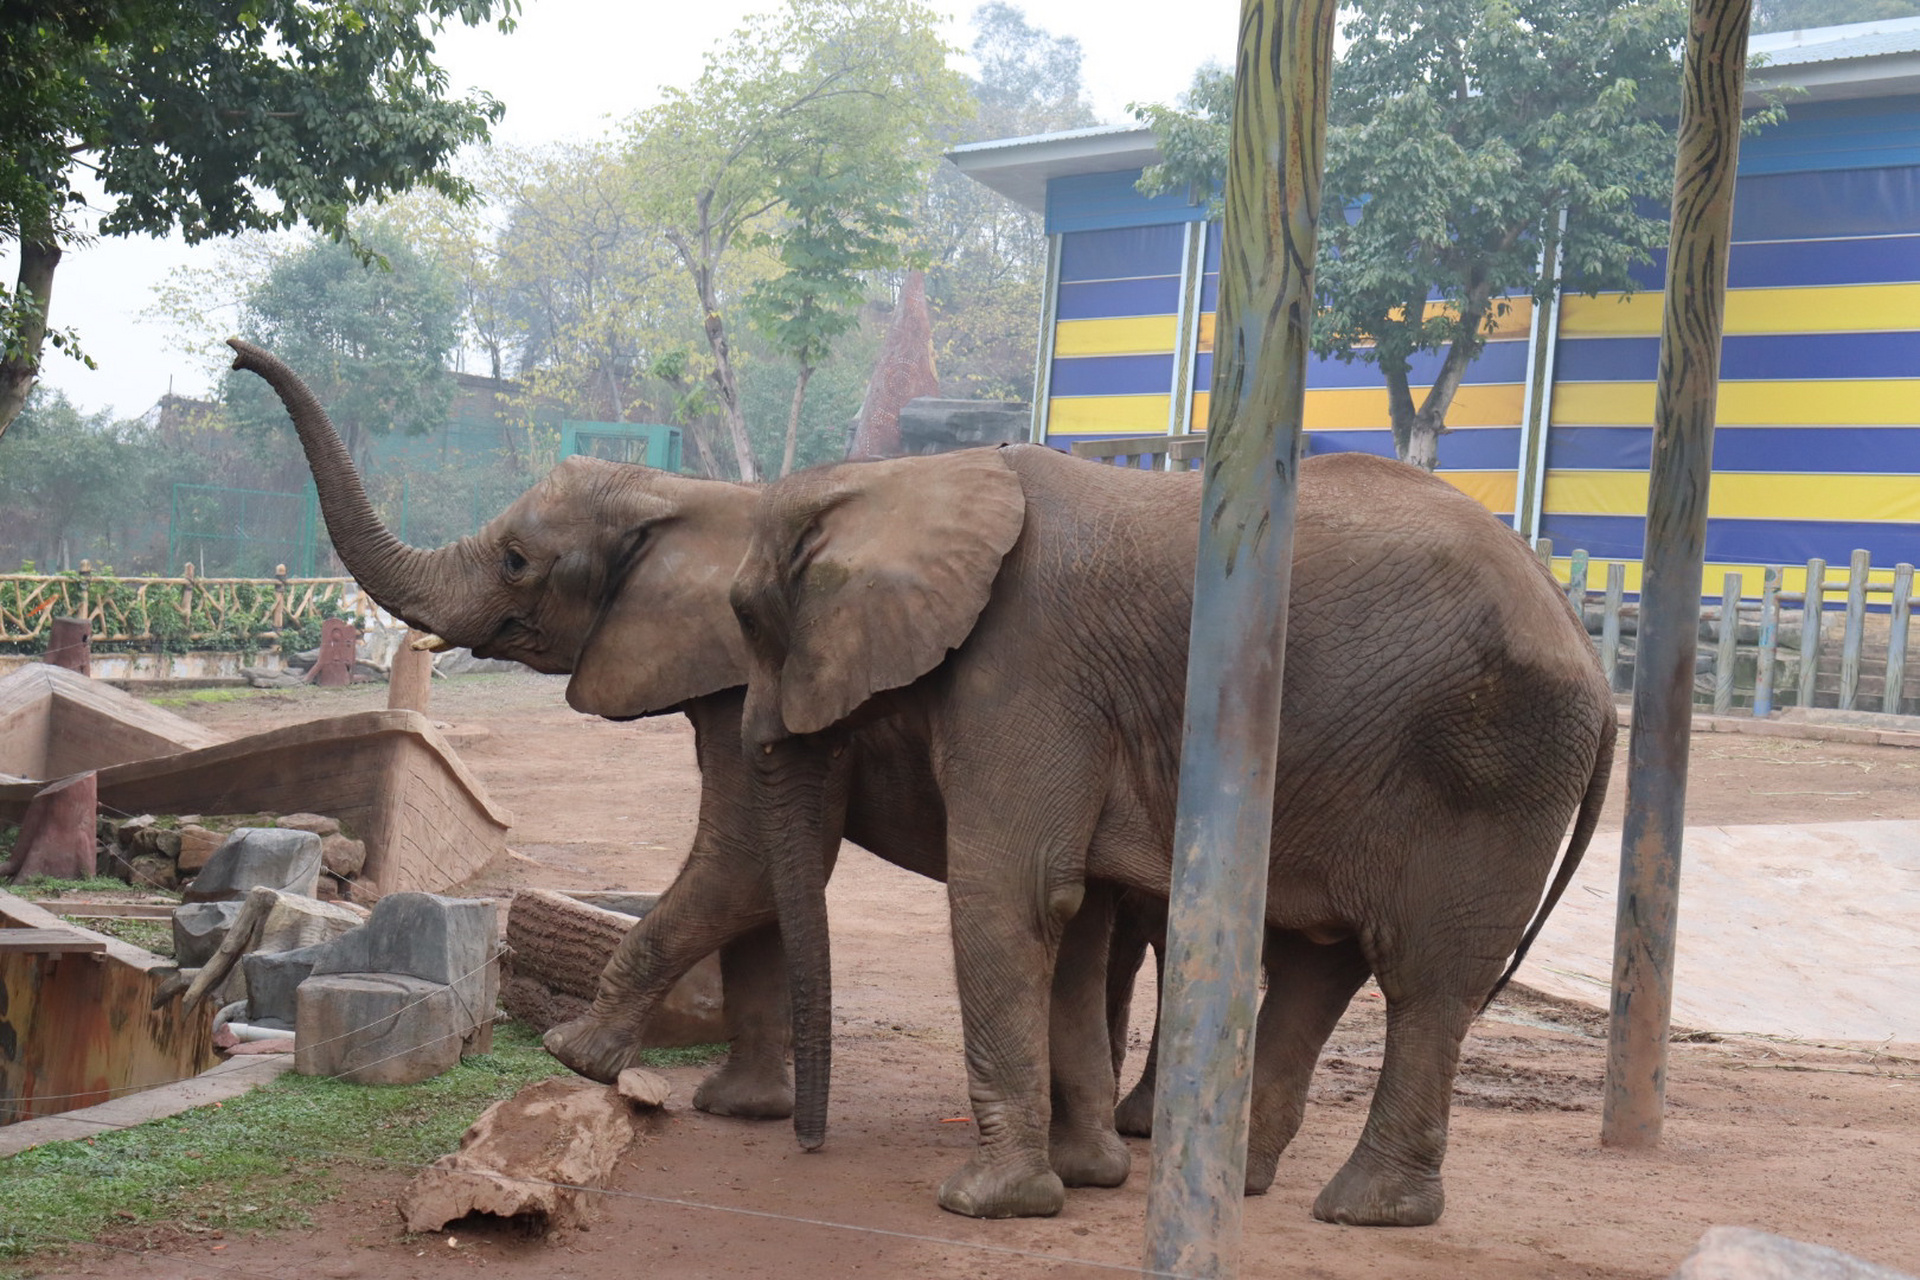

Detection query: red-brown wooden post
(1601, 0), (1754, 1148)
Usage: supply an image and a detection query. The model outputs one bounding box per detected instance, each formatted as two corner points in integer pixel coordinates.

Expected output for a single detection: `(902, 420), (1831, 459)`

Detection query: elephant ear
(567, 479), (755, 719)
(774, 448), (1026, 736)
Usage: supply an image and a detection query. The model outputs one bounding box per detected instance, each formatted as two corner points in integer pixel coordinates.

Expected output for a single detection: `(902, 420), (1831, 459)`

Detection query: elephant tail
(1480, 712), (1617, 1014)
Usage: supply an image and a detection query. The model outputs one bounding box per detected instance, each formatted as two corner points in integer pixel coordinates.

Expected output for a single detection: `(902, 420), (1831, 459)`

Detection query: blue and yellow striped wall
(1031, 96), (1920, 589)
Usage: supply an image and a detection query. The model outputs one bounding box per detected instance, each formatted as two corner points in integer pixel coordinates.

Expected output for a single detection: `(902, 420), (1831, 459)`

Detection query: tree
(0, 390), (148, 570)
(747, 160), (913, 476)
(221, 226), (462, 470)
(0, 0), (517, 440)
(1137, 0), (1737, 470)
(1752, 0), (1920, 28)
(625, 0), (967, 481)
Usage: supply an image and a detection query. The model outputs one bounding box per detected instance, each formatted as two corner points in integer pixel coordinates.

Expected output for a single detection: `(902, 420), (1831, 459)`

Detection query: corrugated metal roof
(1752, 18), (1920, 67)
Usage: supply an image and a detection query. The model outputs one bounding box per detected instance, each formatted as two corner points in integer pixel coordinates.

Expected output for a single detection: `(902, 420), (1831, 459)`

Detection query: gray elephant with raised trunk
(225, 340), (1145, 1181)
(730, 444), (1614, 1223)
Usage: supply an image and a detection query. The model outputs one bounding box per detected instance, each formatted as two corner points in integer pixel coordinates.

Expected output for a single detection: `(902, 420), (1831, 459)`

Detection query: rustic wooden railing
(0, 563), (385, 649)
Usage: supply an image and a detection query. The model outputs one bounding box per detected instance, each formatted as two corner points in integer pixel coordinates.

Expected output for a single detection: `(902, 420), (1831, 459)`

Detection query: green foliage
(222, 225), (463, 465)
(5, 874), (141, 898)
(0, 391), (156, 569)
(1752, 0), (1920, 28)
(58, 914), (174, 955)
(0, 1022), (569, 1266)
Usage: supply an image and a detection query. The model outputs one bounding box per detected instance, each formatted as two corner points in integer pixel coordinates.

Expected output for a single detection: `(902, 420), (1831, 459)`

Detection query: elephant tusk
(411, 633), (451, 652)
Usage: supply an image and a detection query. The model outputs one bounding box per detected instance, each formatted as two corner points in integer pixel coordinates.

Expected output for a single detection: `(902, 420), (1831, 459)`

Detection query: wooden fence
(0, 563), (383, 651)
(1068, 442), (1917, 717)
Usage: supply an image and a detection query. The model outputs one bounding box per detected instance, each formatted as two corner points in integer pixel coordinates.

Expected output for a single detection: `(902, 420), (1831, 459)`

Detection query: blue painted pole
(1142, 0), (1338, 1271)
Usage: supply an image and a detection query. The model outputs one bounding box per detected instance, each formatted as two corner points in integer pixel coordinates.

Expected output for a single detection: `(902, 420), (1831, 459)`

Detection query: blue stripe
(1308, 427), (1522, 470)
(1050, 354), (1176, 397)
(1546, 425), (1920, 474)
(1740, 99), (1920, 177)
(1556, 331), (1920, 384)
(1630, 235), (1920, 292)
(1734, 166), (1920, 242)
(1540, 513), (1920, 566)
(1194, 341), (1528, 391)
(1057, 276), (1182, 320)
(1058, 224), (1187, 283)
(1048, 172), (1208, 235)
(1199, 273), (1218, 313)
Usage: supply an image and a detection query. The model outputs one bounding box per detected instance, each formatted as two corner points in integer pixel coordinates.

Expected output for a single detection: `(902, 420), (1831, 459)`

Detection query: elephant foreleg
(1045, 882), (1130, 1189)
(1244, 931), (1371, 1194)
(692, 923), (795, 1119)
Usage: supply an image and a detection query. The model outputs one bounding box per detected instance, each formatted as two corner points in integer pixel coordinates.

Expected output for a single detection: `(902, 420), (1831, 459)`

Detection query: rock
(127, 853), (180, 893)
(151, 828), (183, 859)
(176, 824), (226, 873)
(118, 814), (157, 840)
(316, 876), (341, 901)
(277, 812), (341, 837)
(241, 942), (329, 1028)
(182, 827), (322, 902)
(296, 973), (464, 1084)
(180, 886), (368, 1019)
(897, 397), (1030, 454)
(319, 833), (366, 878)
(225, 1037), (296, 1056)
(615, 1067), (672, 1110)
(309, 892), (498, 1056)
(1670, 1226), (1916, 1279)
(173, 900), (245, 968)
(398, 1077), (637, 1233)
(0, 771), (100, 882)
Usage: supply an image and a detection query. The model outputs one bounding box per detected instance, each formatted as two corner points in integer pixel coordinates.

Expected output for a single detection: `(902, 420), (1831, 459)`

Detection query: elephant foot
(543, 1016), (641, 1084)
(1311, 1153), (1444, 1226)
(1048, 1124), (1131, 1188)
(1112, 1080), (1154, 1137)
(1244, 1145), (1280, 1196)
(693, 1056), (795, 1120)
(937, 1156), (1066, 1219)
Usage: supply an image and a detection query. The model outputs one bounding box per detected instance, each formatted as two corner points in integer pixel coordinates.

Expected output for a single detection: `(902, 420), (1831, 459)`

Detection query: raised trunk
(0, 209), (64, 441)
(226, 339), (484, 640)
(753, 736), (845, 1151)
(780, 365), (814, 479)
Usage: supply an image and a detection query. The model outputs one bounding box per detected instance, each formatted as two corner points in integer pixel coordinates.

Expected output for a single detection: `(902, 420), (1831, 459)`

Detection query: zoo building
(949, 16), (1920, 601)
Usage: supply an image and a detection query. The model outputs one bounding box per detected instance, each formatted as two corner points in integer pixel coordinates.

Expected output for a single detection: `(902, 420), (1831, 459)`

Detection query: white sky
(15, 0), (1238, 420)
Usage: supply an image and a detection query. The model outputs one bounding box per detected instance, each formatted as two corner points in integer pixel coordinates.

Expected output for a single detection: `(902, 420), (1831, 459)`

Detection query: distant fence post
(1887, 563), (1914, 716)
(1798, 557), (1826, 708)
(1601, 562), (1626, 693)
(1567, 549), (1589, 620)
(1754, 566), (1781, 718)
(1713, 572), (1741, 715)
(1839, 549), (1870, 711)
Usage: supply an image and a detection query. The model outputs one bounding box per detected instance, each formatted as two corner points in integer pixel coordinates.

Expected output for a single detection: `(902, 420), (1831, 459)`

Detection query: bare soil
(36, 673), (1920, 1280)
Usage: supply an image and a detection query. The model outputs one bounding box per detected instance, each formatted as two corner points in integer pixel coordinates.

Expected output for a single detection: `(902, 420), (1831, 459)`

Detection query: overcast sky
(14, 0), (1238, 420)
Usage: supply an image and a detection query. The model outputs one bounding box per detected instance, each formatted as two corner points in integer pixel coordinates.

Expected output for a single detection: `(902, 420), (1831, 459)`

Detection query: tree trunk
(1384, 365), (1418, 464)
(780, 365), (814, 478)
(0, 207), (65, 442)
(1402, 294), (1492, 473)
(696, 271), (760, 482)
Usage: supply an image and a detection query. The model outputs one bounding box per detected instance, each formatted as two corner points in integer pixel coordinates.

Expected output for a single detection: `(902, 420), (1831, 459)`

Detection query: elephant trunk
(226, 338), (488, 643)
(754, 737), (842, 1152)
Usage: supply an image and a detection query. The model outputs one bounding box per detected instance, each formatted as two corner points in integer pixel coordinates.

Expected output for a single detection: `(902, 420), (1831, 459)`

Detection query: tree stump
(46, 616), (91, 675)
(0, 771), (99, 882)
(387, 629), (434, 713)
(308, 617), (358, 687)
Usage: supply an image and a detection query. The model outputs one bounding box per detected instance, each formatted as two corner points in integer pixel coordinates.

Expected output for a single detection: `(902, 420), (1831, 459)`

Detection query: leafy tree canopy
(1137, 0), (1728, 469)
(0, 0), (517, 438)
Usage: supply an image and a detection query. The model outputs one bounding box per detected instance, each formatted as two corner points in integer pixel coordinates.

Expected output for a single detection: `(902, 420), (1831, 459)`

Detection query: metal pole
(1600, 0), (1753, 1149)
(1143, 0), (1336, 1272)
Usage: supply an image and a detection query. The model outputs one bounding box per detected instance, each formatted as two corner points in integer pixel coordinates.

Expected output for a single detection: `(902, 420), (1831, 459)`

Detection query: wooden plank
(1601, 562), (1627, 693)
(1839, 549), (1870, 711)
(1798, 557), (1826, 709)
(1754, 565), (1781, 718)
(1567, 549), (1590, 620)
(1714, 572), (1742, 715)
(0, 928), (108, 954)
(1886, 563), (1914, 716)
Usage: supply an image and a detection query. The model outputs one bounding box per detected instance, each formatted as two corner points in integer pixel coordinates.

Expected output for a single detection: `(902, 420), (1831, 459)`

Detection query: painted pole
(1142, 0), (1337, 1270)
(1600, 0), (1754, 1149)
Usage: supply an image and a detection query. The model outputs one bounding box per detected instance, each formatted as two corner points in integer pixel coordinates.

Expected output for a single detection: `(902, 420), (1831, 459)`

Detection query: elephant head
(226, 338), (753, 718)
(728, 448), (1026, 1149)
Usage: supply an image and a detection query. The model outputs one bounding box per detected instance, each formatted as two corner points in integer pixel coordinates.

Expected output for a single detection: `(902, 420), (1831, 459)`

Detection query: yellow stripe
(1560, 283), (1920, 337)
(1053, 315), (1179, 356)
(1046, 395), (1173, 434)
(1544, 470), (1920, 523)
(1196, 299), (1532, 352)
(1551, 380), (1920, 427)
(1438, 470), (1517, 514)
(1193, 384), (1521, 432)
(1546, 558), (1909, 599)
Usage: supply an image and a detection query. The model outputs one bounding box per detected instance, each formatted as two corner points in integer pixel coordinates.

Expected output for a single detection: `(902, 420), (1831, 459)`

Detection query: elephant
(224, 340), (1141, 1183)
(729, 443), (1615, 1224)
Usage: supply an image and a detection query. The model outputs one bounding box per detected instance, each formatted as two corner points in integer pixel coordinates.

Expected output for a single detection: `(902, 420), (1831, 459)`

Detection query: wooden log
(1754, 566), (1781, 718)
(1567, 549), (1590, 620)
(0, 928), (108, 955)
(0, 771), (99, 882)
(1535, 536), (1553, 567)
(1601, 563), (1627, 693)
(1798, 557), (1826, 709)
(387, 629), (434, 714)
(46, 616), (90, 675)
(1839, 549), (1870, 711)
(1714, 573), (1741, 715)
(1886, 563), (1914, 716)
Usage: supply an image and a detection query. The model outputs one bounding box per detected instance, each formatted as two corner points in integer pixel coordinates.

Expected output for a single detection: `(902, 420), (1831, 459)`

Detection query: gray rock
(1670, 1226), (1916, 1280)
(182, 827), (322, 903)
(173, 900), (245, 968)
(296, 973), (464, 1084)
(127, 853), (180, 893)
(241, 942), (331, 1029)
(309, 892), (498, 1054)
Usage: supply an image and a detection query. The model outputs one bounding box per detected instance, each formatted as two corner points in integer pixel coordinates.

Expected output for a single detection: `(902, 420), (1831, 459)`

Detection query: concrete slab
(0, 662), (224, 780)
(0, 1056), (295, 1157)
(1517, 820), (1920, 1043)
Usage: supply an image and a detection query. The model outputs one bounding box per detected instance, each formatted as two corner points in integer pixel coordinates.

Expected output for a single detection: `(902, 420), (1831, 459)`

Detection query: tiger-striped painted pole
(1601, 0), (1754, 1149)
(1143, 0), (1337, 1270)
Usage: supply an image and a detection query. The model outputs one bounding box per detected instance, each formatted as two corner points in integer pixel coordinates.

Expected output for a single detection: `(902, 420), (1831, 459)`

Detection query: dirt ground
(38, 674), (1920, 1279)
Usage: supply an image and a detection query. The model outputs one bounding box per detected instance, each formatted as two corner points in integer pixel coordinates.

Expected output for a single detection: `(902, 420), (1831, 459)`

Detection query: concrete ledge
(1615, 706), (1920, 749)
(0, 1055), (294, 1158)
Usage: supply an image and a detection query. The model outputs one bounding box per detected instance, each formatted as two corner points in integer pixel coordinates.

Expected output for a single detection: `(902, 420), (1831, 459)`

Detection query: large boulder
(183, 827), (322, 902)
(1671, 1226), (1915, 1279)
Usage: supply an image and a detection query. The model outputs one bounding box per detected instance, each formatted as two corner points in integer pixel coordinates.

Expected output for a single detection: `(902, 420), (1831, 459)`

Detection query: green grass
(146, 687), (261, 708)
(5, 875), (159, 899)
(0, 1023), (725, 1274)
(57, 914), (173, 956)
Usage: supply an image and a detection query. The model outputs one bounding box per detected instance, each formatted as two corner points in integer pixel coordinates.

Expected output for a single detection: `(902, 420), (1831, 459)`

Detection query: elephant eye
(504, 547), (529, 576)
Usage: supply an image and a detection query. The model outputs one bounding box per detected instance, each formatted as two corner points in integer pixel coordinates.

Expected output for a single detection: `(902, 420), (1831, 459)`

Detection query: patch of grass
(58, 914), (173, 956)
(146, 687), (259, 708)
(636, 1042), (728, 1069)
(6, 875), (149, 899)
(0, 1022), (571, 1270)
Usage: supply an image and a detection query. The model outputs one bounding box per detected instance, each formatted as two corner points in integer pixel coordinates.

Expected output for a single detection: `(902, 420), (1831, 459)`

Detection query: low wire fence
(0, 565), (397, 655)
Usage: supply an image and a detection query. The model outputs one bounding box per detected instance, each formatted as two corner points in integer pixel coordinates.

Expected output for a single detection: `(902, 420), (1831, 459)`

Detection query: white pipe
(225, 1022), (296, 1042)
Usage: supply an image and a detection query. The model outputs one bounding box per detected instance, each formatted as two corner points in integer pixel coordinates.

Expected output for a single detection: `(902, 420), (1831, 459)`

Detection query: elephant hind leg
(1245, 931), (1371, 1195)
(693, 924), (795, 1120)
(1109, 893), (1164, 1138)
(1047, 883), (1130, 1189)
